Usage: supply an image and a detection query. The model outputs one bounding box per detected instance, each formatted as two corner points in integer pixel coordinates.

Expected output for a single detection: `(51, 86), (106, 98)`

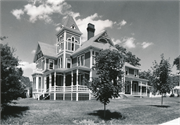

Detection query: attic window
(71, 25), (75, 29)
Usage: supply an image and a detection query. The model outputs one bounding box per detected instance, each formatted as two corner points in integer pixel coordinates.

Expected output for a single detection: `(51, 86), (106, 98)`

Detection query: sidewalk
(159, 118), (180, 125)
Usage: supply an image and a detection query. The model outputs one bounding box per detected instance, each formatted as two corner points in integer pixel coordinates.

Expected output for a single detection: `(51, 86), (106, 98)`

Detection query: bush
(169, 94), (175, 97)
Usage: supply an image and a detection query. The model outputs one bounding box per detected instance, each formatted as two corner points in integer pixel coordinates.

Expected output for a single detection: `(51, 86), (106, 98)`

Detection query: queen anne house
(32, 15), (149, 101)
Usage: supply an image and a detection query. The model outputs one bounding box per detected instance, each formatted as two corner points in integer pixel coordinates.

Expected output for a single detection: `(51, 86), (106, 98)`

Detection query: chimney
(87, 23), (95, 40)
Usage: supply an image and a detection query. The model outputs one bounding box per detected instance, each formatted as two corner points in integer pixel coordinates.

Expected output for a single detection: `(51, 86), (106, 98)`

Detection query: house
(32, 15), (149, 101)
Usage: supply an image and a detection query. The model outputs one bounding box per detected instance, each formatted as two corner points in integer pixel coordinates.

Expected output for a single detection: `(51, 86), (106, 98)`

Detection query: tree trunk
(104, 103), (106, 118)
(161, 94), (163, 105)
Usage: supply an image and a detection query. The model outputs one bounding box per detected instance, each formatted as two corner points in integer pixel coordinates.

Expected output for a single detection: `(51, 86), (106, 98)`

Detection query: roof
(72, 31), (116, 56)
(38, 42), (57, 58)
(60, 15), (82, 35)
(125, 76), (149, 82)
(125, 62), (141, 70)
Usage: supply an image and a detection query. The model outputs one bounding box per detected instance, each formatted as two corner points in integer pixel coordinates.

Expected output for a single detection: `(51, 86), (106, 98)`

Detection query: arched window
(66, 36), (79, 51)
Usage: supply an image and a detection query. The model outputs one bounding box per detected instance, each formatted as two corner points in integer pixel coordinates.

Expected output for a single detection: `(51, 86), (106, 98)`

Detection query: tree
(173, 55), (180, 73)
(86, 49), (124, 118)
(139, 69), (154, 93)
(115, 44), (141, 66)
(151, 54), (172, 105)
(1, 43), (26, 106)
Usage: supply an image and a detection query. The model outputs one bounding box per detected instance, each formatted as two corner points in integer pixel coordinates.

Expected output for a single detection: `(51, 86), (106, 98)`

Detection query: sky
(1, 0), (179, 81)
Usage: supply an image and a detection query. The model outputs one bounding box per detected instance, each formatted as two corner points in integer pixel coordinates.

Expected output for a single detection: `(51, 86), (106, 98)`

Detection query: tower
(56, 15), (82, 68)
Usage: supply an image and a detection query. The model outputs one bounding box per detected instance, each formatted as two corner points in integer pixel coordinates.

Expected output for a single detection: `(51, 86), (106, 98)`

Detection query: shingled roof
(38, 42), (57, 58)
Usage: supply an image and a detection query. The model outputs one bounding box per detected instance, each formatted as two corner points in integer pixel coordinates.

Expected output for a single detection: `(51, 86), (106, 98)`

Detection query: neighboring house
(32, 15), (149, 101)
(171, 74), (180, 96)
(21, 76), (32, 98)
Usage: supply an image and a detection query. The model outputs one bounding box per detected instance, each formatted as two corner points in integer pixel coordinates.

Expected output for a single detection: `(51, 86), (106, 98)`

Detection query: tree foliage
(1, 44), (26, 105)
(173, 55), (180, 72)
(86, 49), (124, 117)
(115, 44), (141, 66)
(151, 54), (172, 105)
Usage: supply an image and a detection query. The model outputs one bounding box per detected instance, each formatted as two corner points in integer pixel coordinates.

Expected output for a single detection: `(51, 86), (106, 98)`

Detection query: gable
(33, 44), (43, 62)
(33, 42), (57, 62)
(95, 31), (114, 46)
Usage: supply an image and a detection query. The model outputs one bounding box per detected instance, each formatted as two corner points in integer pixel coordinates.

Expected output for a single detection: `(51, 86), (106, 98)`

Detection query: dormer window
(71, 25), (75, 29)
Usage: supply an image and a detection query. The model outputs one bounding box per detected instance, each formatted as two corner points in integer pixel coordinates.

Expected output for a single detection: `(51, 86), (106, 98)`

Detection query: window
(129, 68), (134, 75)
(81, 55), (84, 66)
(67, 36), (79, 51)
(67, 58), (71, 68)
(59, 57), (63, 68)
(92, 51), (97, 65)
(39, 77), (41, 89)
(33, 77), (36, 88)
(77, 55), (85, 66)
(77, 56), (80, 66)
(49, 60), (53, 69)
(72, 43), (74, 51)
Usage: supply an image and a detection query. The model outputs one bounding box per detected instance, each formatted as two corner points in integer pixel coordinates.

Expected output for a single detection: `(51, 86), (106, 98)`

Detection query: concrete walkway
(159, 118), (180, 125)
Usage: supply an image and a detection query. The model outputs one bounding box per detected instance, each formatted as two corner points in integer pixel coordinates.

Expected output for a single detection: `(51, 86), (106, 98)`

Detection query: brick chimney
(87, 23), (95, 40)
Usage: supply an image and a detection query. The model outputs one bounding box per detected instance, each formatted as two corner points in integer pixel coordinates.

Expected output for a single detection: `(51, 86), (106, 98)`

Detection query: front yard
(1, 96), (180, 125)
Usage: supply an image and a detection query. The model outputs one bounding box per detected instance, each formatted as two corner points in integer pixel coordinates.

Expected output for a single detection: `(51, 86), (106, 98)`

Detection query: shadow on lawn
(88, 110), (125, 120)
(149, 105), (170, 108)
(1, 105), (29, 120)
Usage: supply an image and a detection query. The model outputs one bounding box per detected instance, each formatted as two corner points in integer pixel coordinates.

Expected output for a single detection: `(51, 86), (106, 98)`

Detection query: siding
(72, 57), (77, 68)
(75, 44), (79, 51)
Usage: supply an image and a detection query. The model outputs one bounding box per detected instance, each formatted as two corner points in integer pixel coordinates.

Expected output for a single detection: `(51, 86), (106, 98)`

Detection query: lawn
(1, 96), (180, 125)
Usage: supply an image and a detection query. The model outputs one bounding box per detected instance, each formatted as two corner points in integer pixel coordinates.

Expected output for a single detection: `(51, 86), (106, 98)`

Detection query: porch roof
(125, 76), (148, 82)
(42, 66), (90, 75)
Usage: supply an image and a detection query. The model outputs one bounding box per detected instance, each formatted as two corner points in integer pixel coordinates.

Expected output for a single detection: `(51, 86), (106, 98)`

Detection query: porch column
(63, 73), (66, 100)
(36, 76), (39, 92)
(140, 82), (142, 98)
(43, 76), (46, 97)
(44, 58), (46, 70)
(130, 80), (132, 95)
(71, 71), (73, 101)
(49, 74), (52, 92)
(146, 82), (147, 96)
(63, 31), (66, 68)
(89, 49), (93, 81)
(40, 76), (42, 93)
(54, 72), (56, 100)
(76, 69), (79, 101)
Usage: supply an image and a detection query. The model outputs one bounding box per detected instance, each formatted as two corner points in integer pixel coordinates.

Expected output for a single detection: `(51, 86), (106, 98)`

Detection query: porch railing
(132, 91), (147, 96)
(33, 85), (90, 93)
(33, 89), (44, 93)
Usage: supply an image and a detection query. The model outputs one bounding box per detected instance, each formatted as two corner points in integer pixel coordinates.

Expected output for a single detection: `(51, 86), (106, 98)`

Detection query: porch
(32, 68), (91, 101)
(124, 76), (150, 97)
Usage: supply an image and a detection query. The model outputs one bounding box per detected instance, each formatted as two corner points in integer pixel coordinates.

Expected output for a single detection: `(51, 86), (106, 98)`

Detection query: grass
(1, 96), (180, 125)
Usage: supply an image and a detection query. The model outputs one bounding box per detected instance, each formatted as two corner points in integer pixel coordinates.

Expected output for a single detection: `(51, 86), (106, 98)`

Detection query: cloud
(76, 13), (114, 42)
(141, 42), (153, 49)
(24, 3), (54, 23)
(117, 20), (127, 29)
(47, 0), (65, 6)
(112, 38), (122, 44)
(11, 9), (24, 19)
(12, 0), (73, 23)
(123, 37), (136, 49)
(18, 61), (36, 70)
(31, 50), (36, 54)
(56, 27), (61, 31)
